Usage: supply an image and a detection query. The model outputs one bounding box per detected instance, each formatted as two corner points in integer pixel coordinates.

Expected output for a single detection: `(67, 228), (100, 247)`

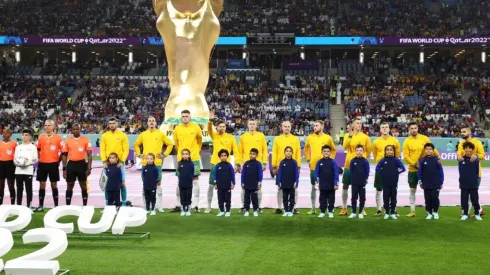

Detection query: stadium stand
(1, 0), (488, 36)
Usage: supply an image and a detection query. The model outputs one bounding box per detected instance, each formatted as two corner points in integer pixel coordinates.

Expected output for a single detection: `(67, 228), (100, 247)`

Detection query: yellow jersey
(207, 122), (239, 165)
(236, 131), (268, 165)
(133, 129), (174, 166)
(457, 138), (485, 177)
(173, 122), (203, 161)
(343, 132), (372, 168)
(100, 130), (129, 163)
(372, 136), (401, 164)
(304, 133), (336, 170)
(402, 134), (439, 172)
(272, 134), (301, 168)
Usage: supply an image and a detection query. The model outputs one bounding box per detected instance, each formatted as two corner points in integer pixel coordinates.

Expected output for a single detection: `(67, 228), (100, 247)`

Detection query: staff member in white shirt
(14, 129), (38, 208)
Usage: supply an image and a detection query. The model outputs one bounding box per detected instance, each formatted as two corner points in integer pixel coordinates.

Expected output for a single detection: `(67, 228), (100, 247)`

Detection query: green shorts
(310, 170), (316, 185)
(342, 168), (351, 185)
(142, 165), (162, 182)
(374, 172), (383, 191)
(408, 171), (418, 187)
(175, 160), (201, 177)
(209, 164), (216, 185)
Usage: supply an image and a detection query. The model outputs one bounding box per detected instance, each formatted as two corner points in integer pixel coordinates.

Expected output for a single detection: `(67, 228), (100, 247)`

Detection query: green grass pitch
(1, 207), (488, 275)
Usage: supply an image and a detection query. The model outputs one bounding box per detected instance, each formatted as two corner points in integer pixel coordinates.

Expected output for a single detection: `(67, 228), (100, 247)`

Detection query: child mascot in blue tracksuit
(458, 142), (482, 221)
(314, 145), (339, 218)
(178, 149), (195, 217)
(142, 153), (160, 215)
(277, 146), (300, 217)
(214, 149), (236, 217)
(349, 145), (370, 219)
(375, 145), (406, 220)
(418, 143), (444, 220)
(241, 148), (263, 217)
(105, 152), (123, 207)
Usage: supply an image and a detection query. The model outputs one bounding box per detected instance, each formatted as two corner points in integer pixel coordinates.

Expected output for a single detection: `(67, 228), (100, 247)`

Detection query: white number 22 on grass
(2, 228), (68, 275)
(0, 228), (14, 272)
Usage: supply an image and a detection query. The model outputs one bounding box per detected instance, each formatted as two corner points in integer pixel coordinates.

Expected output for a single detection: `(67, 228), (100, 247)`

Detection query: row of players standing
(159, 110), (485, 218)
(0, 112), (485, 218)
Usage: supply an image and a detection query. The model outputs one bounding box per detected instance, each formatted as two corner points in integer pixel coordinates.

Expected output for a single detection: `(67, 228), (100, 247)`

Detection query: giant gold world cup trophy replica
(154, 0), (223, 138)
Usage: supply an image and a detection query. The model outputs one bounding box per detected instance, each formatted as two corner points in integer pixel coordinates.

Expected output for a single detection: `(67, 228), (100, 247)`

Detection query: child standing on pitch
(375, 145), (406, 220)
(178, 149), (194, 216)
(14, 129), (38, 208)
(277, 146), (300, 217)
(241, 148), (263, 217)
(418, 143), (444, 220)
(459, 142), (482, 221)
(105, 153), (123, 207)
(349, 145), (370, 219)
(314, 145), (339, 218)
(142, 153), (159, 215)
(214, 149), (235, 217)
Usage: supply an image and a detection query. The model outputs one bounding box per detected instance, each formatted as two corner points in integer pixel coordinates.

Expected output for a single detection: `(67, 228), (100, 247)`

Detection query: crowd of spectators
(342, 72), (481, 137)
(207, 73), (331, 136)
(56, 76), (170, 134)
(0, 76), (77, 134)
(52, 70), (331, 136)
(0, 0), (488, 37)
(339, 0), (489, 37)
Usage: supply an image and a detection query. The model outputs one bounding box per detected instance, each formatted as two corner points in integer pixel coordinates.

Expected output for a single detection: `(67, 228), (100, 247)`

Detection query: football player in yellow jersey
(402, 122), (440, 217)
(457, 127), (485, 217)
(134, 116), (174, 213)
(304, 121), (336, 214)
(171, 110), (203, 213)
(205, 111), (239, 214)
(101, 118), (130, 206)
(236, 119), (268, 213)
(372, 122), (401, 216)
(340, 118), (371, 216)
(272, 121), (301, 214)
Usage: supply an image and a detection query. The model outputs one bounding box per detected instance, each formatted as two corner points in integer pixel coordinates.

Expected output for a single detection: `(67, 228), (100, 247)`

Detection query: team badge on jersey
(78, 147), (84, 152)
(50, 145), (56, 151)
(6, 149), (12, 155)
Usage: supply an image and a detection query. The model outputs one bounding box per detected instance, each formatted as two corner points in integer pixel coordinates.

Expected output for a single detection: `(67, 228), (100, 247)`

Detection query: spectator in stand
(1, 0), (488, 37)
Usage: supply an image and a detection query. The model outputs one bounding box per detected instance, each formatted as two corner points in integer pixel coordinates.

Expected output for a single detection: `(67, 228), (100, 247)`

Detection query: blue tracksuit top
(375, 156), (406, 188)
(214, 161), (236, 189)
(142, 164), (159, 190)
(418, 156), (444, 189)
(458, 156), (479, 189)
(314, 157), (339, 190)
(277, 158), (299, 188)
(178, 160), (195, 188)
(350, 157), (370, 186)
(105, 164), (122, 191)
(241, 159), (263, 190)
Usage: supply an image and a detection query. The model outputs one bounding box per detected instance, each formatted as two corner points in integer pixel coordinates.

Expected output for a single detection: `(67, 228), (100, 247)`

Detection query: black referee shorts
(0, 160), (16, 180)
(66, 160), (88, 182)
(37, 162), (60, 182)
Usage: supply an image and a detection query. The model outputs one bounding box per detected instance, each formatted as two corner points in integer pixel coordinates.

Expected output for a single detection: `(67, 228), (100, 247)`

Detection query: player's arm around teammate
(61, 124), (92, 206)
